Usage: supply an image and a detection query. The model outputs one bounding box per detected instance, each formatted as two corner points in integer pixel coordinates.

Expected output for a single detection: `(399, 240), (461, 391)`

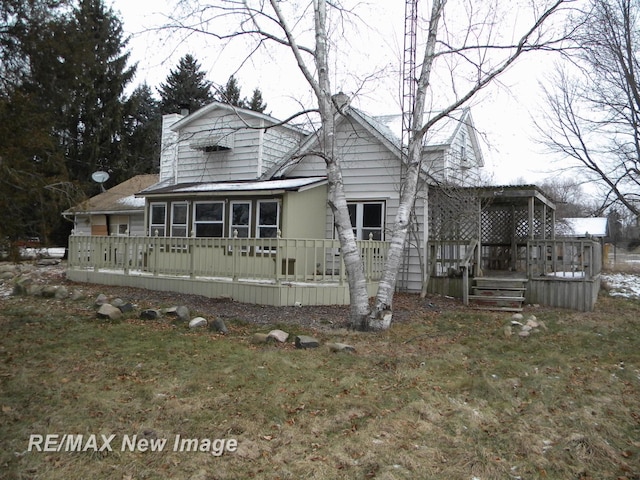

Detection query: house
(63, 174), (158, 236)
(66, 98), (602, 311)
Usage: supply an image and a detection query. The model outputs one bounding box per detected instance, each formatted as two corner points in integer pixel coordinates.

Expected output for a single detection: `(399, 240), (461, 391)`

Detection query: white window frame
(170, 202), (189, 237)
(193, 201), (225, 238)
(149, 203), (167, 237)
(229, 201), (252, 238)
(347, 201), (385, 241)
(256, 200), (280, 239)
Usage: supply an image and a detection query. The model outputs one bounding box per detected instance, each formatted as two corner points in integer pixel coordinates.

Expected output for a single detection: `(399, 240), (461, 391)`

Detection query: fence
(67, 234), (389, 284)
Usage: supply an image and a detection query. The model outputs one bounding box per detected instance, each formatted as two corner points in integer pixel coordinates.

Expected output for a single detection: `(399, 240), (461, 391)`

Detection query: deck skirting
(67, 268), (380, 307)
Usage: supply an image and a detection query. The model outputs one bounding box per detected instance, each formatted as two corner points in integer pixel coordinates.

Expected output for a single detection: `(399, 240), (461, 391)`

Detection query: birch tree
(168, 0), (572, 330)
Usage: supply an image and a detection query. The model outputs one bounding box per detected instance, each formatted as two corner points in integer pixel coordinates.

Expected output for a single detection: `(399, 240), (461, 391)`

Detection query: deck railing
(527, 238), (602, 279)
(67, 234), (389, 284)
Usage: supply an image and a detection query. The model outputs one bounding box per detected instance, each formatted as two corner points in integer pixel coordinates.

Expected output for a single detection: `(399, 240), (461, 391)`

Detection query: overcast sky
(108, 0), (564, 186)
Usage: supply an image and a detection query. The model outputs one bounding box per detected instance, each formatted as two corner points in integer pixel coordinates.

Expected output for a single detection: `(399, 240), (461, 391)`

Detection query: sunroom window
(194, 202), (224, 237)
(257, 200), (279, 238)
(230, 201), (251, 238)
(170, 202), (188, 237)
(149, 203), (166, 236)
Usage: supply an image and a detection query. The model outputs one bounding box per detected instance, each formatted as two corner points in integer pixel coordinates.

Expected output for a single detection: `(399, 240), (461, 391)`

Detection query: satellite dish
(91, 171), (110, 192)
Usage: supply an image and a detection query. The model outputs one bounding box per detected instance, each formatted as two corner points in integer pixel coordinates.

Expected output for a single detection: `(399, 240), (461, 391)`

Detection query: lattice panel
(514, 208), (529, 239)
(481, 208), (511, 244)
(429, 189), (479, 241)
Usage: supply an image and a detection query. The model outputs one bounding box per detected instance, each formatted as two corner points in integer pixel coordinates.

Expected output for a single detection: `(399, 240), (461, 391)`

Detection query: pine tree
(157, 54), (214, 114)
(25, 0), (136, 191)
(120, 83), (161, 180)
(246, 87), (268, 113)
(218, 75), (245, 108)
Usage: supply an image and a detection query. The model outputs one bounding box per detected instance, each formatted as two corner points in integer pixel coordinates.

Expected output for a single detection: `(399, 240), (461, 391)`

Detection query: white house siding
(286, 119), (426, 292)
(160, 114), (183, 183)
(170, 110), (305, 184)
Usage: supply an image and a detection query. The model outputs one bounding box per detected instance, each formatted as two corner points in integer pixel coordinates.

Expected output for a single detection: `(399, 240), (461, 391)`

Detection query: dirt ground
(8, 261), (458, 329)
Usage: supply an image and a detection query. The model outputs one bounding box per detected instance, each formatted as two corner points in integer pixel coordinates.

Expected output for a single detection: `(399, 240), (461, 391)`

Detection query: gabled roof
(141, 176), (327, 197)
(63, 174), (159, 215)
(170, 101), (308, 136)
(265, 105), (482, 179)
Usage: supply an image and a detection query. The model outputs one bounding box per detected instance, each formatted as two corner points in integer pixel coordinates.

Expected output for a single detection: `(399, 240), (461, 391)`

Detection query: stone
(94, 293), (108, 306)
(97, 304), (122, 320)
(512, 313), (524, 321)
(36, 258), (60, 266)
(250, 333), (269, 344)
(13, 277), (33, 295)
(41, 285), (58, 298)
(110, 298), (125, 308)
(0, 271), (14, 280)
(189, 317), (208, 329)
(140, 309), (162, 320)
(165, 306), (190, 322)
(518, 330), (530, 338)
(54, 286), (69, 299)
(295, 335), (320, 349)
(327, 342), (356, 353)
(118, 303), (135, 313)
(209, 318), (228, 334)
(538, 320), (548, 331)
(503, 325), (512, 338)
(267, 329), (289, 343)
(526, 318), (539, 329)
(70, 290), (85, 301)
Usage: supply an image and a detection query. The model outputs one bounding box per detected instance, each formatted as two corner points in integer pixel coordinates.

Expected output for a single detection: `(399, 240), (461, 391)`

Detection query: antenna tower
(401, 0), (418, 155)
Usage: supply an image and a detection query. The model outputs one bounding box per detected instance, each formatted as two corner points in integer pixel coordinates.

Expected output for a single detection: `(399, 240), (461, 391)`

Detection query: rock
(526, 318), (539, 328)
(165, 306), (190, 322)
(327, 342), (356, 353)
(41, 285), (58, 298)
(13, 276), (33, 295)
(512, 313), (524, 321)
(54, 286), (69, 299)
(94, 293), (108, 306)
(295, 335), (320, 349)
(189, 317), (208, 329)
(250, 333), (269, 344)
(110, 298), (125, 308)
(0, 271), (14, 280)
(36, 258), (60, 266)
(521, 325), (532, 332)
(503, 325), (512, 338)
(118, 302), (135, 313)
(209, 318), (228, 334)
(140, 309), (162, 320)
(70, 290), (85, 301)
(518, 330), (530, 338)
(267, 329), (289, 343)
(538, 320), (548, 331)
(97, 304), (122, 320)
(27, 285), (43, 296)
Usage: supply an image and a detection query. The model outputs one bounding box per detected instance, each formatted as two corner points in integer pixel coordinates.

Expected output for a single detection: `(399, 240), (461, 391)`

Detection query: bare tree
(168, 0), (571, 330)
(536, 0), (640, 218)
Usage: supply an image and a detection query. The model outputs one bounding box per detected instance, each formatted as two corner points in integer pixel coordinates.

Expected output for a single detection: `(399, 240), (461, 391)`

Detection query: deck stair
(469, 277), (527, 312)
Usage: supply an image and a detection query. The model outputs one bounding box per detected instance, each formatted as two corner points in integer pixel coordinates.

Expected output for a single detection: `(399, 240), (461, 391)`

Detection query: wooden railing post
(232, 229), (238, 281)
(275, 230), (282, 284)
(190, 230), (196, 279)
(153, 230), (159, 276)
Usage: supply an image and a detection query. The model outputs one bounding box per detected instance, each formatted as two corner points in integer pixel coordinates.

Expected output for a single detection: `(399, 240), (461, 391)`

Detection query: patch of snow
(602, 273), (640, 299)
(117, 195), (145, 207)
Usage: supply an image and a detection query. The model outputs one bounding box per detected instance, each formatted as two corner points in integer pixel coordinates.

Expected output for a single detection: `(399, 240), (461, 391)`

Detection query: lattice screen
(429, 188), (479, 241)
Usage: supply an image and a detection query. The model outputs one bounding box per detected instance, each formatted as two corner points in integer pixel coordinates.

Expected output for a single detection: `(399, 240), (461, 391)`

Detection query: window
(230, 201), (251, 238)
(257, 201), (280, 238)
(194, 202), (224, 237)
(347, 202), (385, 240)
(149, 203), (166, 236)
(109, 215), (129, 236)
(171, 202), (189, 237)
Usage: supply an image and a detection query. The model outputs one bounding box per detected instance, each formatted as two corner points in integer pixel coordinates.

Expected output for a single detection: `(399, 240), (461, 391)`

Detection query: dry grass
(1, 289), (640, 479)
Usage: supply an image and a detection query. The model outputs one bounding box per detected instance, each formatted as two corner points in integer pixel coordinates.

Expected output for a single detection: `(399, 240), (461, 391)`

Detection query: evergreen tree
(246, 87), (267, 113)
(24, 0), (136, 192)
(119, 83), (161, 180)
(157, 54), (214, 114)
(218, 75), (244, 108)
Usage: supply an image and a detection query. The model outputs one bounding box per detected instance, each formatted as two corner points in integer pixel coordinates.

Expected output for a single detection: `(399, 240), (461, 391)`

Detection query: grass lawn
(1, 287), (640, 479)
